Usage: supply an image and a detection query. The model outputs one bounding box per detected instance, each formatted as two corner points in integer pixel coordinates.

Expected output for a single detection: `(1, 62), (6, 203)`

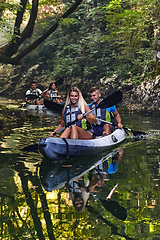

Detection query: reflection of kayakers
(68, 149), (124, 212)
(25, 81), (44, 105)
(67, 174), (101, 212)
(89, 149), (124, 189)
(45, 82), (64, 103)
(107, 148), (123, 174)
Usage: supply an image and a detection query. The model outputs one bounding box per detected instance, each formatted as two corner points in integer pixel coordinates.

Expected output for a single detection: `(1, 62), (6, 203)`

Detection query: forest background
(0, 0), (159, 113)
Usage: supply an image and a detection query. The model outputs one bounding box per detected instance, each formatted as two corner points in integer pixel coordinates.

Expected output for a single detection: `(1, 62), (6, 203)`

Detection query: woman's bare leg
(60, 127), (71, 138)
(70, 125), (92, 139)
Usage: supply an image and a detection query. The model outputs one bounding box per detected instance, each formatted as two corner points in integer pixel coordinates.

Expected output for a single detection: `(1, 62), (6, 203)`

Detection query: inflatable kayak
(39, 128), (126, 161)
(20, 103), (47, 111)
(25, 104), (47, 111)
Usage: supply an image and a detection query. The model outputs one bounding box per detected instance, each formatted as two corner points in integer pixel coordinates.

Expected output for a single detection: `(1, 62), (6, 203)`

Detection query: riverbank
(100, 74), (160, 114)
(0, 104), (38, 128)
(0, 64), (160, 115)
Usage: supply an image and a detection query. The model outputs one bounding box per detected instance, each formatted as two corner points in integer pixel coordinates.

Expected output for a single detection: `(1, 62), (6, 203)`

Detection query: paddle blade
(98, 91), (122, 109)
(130, 129), (147, 137)
(55, 78), (64, 87)
(100, 199), (127, 221)
(21, 143), (39, 152)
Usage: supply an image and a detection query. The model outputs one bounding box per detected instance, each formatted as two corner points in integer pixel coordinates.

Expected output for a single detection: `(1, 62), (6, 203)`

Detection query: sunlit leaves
(102, 0), (160, 83)
(105, 0), (122, 12)
(0, 1), (21, 38)
(0, 1), (21, 12)
(59, 17), (79, 27)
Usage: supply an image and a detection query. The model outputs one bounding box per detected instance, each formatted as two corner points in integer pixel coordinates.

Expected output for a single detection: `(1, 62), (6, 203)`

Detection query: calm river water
(0, 97), (160, 240)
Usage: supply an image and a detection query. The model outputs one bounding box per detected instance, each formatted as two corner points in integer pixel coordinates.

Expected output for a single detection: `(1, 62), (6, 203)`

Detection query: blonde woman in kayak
(49, 86), (96, 139)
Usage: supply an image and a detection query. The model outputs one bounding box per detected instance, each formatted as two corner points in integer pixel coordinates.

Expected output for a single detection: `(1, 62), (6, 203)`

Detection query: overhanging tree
(0, 0), (83, 65)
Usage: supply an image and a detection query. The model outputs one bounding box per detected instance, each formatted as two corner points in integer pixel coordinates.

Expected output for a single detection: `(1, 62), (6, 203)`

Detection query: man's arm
(113, 110), (123, 128)
(25, 90), (31, 103)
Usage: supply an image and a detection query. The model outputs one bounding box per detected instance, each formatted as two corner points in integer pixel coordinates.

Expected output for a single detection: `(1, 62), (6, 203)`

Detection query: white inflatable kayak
(39, 128), (126, 161)
(24, 104), (47, 111)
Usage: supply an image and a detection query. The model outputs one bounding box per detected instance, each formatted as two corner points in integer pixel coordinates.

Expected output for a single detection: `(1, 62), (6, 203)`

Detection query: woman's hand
(49, 132), (56, 137)
(77, 114), (83, 121)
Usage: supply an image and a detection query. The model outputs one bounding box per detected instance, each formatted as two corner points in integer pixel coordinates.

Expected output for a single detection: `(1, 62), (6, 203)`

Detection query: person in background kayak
(25, 81), (44, 105)
(45, 82), (64, 103)
(88, 86), (123, 136)
(49, 86), (96, 139)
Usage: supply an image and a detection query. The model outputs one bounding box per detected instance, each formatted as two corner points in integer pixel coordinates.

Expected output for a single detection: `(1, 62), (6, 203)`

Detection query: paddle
(77, 182), (127, 221)
(96, 118), (147, 137)
(25, 94), (40, 100)
(44, 89), (122, 112)
(18, 94), (39, 108)
(55, 78), (64, 87)
(21, 90), (122, 151)
(86, 206), (134, 239)
(88, 183), (127, 221)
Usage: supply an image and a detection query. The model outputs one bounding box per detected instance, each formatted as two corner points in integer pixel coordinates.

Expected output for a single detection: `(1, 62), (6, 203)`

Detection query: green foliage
(20, 0), (160, 88)
(59, 17), (79, 27)
(0, 0), (59, 43)
(102, 0), (160, 84)
(0, 1), (23, 42)
(22, 1), (110, 90)
(0, 2), (21, 12)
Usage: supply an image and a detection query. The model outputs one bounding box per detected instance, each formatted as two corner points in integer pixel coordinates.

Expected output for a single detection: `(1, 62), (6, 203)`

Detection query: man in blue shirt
(88, 86), (123, 136)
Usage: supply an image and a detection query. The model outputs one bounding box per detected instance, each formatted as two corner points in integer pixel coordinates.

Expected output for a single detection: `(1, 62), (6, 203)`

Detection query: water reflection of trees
(0, 157), (129, 240)
(86, 205), (135, 240)
(15, 161), (55, 240)
(0, 147), (159, 239)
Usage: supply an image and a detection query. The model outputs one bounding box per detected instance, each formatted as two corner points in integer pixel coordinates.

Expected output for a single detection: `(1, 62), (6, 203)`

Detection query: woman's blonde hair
(64, 87), (87, 114)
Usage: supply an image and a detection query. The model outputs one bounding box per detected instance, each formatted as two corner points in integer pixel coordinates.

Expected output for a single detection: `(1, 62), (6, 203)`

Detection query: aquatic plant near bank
(0, 105), (38, 127)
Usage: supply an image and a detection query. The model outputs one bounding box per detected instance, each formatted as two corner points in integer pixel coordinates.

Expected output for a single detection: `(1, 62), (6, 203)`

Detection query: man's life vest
(25, 88), (41, 100)
(63, 105), (91, 130)
(88, 102), (113, 136)
(89, 102), (111, 126)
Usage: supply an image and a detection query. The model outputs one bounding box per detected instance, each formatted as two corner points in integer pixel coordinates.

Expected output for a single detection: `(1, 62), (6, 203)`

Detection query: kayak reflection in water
(66, 149), (124, 212)
(49, 86), (96, 139)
